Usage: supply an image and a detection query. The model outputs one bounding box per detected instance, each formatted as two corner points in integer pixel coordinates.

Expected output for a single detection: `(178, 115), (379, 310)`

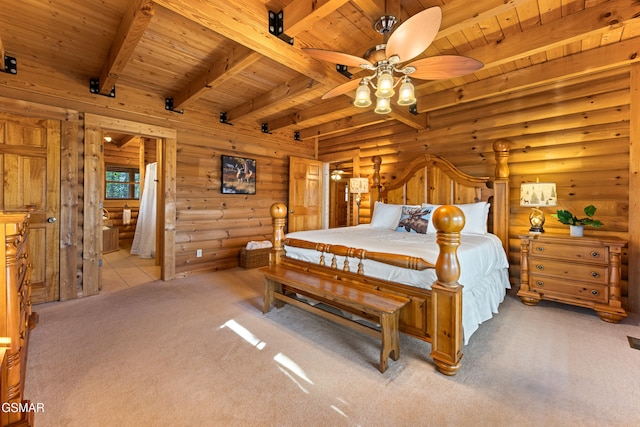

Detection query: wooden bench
(262, 264), (410, 373)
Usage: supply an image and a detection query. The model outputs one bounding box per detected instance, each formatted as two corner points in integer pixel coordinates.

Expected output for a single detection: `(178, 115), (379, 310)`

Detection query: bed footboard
(267, 202), (465, 376)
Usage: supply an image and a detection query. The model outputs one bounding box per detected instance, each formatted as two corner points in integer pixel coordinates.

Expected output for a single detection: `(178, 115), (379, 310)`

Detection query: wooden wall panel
(172, 125), (305, 277)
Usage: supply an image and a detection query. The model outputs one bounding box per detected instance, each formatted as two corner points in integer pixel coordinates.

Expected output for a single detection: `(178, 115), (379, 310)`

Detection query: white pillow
(370, 202), (403, 230)
(422, 202), (489, 234)
(457, 202), (489, 234)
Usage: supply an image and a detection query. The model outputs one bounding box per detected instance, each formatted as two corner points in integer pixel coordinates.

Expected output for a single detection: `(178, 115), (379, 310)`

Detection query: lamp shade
(349, 177), (369, 194)
(396, 77), (416, 106)
(353, 81), (372, 107)
(375, 71), (395, 98)
(374, 96), (392, 114)
(520, 182), (557, 207)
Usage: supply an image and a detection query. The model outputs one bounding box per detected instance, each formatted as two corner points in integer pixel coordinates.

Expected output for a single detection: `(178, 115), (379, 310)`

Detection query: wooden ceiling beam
(165, 0), (350, 117)
(459, 0), (640, 72)
(98, 0), (155, 96)
(154, 0), (334, 83)
(172, 44), (259, 110)
(114, 134), (137, 148)
(283, 0), (351, 35)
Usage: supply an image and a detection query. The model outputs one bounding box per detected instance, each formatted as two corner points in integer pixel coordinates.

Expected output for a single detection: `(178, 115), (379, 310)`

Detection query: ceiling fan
(303, 6), (483, 114)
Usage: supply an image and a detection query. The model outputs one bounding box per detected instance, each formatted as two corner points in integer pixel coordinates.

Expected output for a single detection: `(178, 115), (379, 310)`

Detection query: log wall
(319, 67), (633, 308)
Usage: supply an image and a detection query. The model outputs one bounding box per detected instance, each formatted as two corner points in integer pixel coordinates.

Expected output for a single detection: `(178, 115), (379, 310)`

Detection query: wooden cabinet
(102, 226), (119, 254)
(517, 233), (626, 322)
(1, 213), (37, 427)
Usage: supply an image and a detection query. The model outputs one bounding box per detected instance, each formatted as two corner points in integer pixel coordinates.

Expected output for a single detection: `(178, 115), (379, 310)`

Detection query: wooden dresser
(517, 233), (627, 322)
(1, 213), (37, 427)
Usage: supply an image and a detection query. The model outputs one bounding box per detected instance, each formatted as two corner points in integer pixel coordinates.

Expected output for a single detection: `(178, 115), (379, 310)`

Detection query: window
(105, 166), (140, 200)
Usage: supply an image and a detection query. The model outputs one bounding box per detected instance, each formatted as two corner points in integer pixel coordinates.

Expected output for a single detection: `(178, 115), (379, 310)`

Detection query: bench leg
(378, 312), (401, 373)
(263, 277), (283, 313)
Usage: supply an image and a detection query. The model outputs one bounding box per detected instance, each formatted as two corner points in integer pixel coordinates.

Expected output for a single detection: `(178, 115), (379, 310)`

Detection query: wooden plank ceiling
(1, 0), (639, 145)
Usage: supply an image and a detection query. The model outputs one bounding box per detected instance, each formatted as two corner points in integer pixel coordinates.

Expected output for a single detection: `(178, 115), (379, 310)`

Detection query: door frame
(83, 114), (177, 296)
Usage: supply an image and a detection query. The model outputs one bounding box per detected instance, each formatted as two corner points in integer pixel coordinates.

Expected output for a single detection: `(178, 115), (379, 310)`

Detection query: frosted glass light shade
(397, 78), (416, 106)
(375, 72), (395, 98)
(374, 96), (392, 114)
(353, 81), (372, 107)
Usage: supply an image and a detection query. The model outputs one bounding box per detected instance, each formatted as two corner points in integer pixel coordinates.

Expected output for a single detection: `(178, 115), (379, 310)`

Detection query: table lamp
(520, 181), (557, 233)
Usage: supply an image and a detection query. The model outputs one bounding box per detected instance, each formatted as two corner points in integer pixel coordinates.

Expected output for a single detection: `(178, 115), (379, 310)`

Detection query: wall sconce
(520, 181), (557, 233)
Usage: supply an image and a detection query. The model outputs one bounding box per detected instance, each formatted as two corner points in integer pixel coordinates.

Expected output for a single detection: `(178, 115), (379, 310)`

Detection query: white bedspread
(285, 225), (510, 344)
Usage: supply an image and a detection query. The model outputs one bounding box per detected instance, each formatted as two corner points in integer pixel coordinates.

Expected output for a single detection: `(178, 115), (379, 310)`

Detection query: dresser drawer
(529, 241), (607, 264)
(529, 274), (608, 303)
(529, 258), (608, 284)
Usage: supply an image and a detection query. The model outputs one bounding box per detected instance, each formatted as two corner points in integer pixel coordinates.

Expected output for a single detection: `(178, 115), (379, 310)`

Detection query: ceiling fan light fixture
(374, 96), (392, 114)
(353, 80), (372, 107)
(375, 70), (395, 98)
(396, 77), (416, 106)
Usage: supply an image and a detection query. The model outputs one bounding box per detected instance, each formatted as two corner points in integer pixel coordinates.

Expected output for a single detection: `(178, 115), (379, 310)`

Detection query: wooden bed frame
(264, 140), (511, 375)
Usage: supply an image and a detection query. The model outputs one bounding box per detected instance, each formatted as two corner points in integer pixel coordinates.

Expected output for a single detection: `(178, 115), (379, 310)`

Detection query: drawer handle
(536, 264), (544, 271)
(591, 290), (599, 296)
(536, 280), (544, 287)
(536, 246), (544, 252)
(590, 251), (600, 258)
(591, 272), (600, 278)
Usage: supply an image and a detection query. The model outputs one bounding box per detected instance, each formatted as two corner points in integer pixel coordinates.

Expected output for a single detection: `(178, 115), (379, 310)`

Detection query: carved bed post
(492, 139), (511, 255)
(370, 156), (382, 219)
(430, 205), (465, 376)
(269, 202), (287, 265)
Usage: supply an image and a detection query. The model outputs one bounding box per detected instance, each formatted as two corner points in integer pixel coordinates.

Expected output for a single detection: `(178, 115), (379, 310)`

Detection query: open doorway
(82, 113), (177, 297)
(101, 132), (161, 292)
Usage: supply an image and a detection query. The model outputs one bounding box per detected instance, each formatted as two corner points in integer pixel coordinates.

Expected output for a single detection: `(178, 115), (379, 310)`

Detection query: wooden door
(288, 157), (323, 232)
(0, 112), (60, 303)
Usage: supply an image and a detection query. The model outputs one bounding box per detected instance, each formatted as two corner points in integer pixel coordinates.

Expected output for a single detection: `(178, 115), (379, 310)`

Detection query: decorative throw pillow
(395, 205), (433, 234)
(370, 202), (403, 230)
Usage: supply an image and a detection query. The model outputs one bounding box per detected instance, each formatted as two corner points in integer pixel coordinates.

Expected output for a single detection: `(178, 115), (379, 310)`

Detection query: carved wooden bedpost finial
(430, 205), (464, 376)
(270, 202), (287, 265)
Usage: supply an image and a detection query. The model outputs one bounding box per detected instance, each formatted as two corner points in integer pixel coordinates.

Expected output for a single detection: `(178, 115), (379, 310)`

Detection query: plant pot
(570, 225), (584, 237)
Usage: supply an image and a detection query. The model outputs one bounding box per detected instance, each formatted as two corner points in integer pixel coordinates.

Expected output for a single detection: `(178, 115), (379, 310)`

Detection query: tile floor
(101, 244), (161, 293)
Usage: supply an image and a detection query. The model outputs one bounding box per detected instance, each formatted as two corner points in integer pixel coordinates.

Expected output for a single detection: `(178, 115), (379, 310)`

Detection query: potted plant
(552, 205), (603, 236)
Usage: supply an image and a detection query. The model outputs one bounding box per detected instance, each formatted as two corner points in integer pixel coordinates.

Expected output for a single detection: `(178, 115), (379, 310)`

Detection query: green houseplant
(552, 205), (602, 236)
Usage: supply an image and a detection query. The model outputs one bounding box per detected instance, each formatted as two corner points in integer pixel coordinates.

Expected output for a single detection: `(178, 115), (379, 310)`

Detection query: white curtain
(130, 162), (157, 258)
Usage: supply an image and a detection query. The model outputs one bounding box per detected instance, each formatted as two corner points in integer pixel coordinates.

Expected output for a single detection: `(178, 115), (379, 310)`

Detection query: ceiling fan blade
(303, 48), (372, 68)
(385, 6), (442, 64)
(407, 56), (483, 80)
(321, 79), (363, 99)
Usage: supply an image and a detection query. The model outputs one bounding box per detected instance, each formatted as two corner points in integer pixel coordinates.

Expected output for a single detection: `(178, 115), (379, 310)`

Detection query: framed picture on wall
(221, 155), (256, 194)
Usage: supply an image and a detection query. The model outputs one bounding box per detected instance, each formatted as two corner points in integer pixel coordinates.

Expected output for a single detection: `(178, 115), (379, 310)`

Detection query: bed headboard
(370, 139), (511, 253)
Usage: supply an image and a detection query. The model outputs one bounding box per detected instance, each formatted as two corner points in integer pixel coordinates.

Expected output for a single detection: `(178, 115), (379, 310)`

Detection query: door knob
(47, 217), (57, 223)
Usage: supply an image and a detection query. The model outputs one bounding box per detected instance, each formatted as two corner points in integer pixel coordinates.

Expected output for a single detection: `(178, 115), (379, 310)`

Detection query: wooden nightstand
(517, 233), (627, 322)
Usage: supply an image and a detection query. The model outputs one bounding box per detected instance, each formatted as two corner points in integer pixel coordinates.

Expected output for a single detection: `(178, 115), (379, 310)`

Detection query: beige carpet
(24, 268), (640, 427)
